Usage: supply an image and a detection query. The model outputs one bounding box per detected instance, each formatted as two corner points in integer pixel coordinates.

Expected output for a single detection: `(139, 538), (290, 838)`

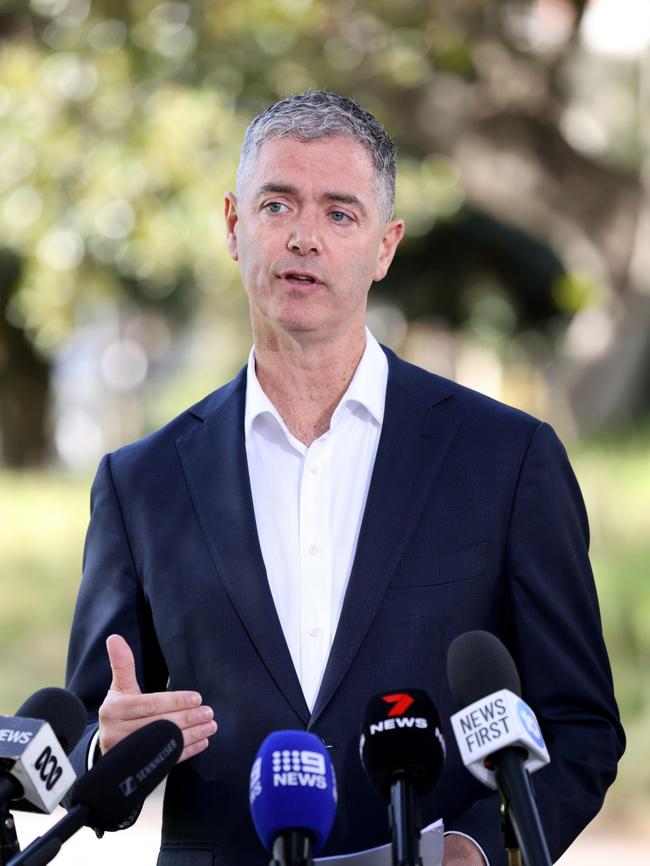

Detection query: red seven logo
(382, 693), (415, 717)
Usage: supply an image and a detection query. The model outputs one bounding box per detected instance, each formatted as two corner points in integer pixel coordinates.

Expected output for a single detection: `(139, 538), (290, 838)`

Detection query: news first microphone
(0, 688), (86, 816)
(447, 631), (552, 866)
(360, 689), (445, 866)
(7, 719), (183, 866)
(249, 730), (337, 866)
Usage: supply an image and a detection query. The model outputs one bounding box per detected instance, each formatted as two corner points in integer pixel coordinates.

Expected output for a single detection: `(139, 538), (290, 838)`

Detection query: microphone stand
(388, 775), (422, 866)
(500, 802), (522, 866)
(271, 830), (313, 866)
(492, 748), (551, 866)
(0, 779), (20, 866)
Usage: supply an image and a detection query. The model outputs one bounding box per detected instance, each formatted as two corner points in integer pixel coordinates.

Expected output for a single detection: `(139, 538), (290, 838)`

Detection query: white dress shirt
(245, 328), (387, 712)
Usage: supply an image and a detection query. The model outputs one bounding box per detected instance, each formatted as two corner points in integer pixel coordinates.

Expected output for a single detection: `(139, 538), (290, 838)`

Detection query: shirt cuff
(87, 728), (101, 771)
(444, 830), (490, 866)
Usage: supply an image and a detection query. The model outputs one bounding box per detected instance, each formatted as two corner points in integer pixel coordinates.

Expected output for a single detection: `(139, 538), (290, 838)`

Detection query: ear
(373, 218), (405, 282)
(224, 192), (239, 261)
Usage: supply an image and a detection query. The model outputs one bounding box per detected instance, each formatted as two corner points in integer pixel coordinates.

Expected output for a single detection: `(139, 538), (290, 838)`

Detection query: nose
(288, 219), (322, 256)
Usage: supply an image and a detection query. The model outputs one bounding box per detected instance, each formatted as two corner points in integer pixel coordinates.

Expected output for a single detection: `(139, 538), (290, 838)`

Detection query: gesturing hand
(98, 634), (217, 763)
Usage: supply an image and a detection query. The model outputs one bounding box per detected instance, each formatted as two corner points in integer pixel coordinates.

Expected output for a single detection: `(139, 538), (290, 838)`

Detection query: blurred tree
(0, 0), (647, 464)
(0, 250), (49, 464)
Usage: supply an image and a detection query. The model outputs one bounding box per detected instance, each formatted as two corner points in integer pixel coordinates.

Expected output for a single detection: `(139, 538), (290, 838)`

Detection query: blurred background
(1, 0), (649, 861)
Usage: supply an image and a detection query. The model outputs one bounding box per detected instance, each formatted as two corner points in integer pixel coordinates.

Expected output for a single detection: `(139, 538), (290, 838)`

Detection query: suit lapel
(310, 352), (459, 725)
(176, 371), (310, 726)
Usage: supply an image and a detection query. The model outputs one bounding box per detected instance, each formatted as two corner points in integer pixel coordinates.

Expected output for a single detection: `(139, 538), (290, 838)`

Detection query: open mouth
(280, 271), (320, 286)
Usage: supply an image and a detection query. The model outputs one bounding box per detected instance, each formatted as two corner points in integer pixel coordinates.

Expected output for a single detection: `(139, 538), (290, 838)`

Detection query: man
(66, 92), (624, 866)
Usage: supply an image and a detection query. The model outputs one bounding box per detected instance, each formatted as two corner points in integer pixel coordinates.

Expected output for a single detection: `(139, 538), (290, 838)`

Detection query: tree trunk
(0, 252), (51, 467)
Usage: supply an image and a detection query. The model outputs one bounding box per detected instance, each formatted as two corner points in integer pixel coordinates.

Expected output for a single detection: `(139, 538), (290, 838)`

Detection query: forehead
(247, 135), (377, 199)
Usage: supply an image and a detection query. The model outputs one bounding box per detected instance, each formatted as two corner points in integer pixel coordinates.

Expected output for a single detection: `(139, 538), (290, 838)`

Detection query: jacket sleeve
(447, 421), (625, 864)
(65, 453), (169, 782)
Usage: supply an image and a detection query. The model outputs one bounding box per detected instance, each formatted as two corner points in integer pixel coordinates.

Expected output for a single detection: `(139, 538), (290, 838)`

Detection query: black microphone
(0, 689), (86, 865)
(447, 631), (552, 866)
(7, 719), (183, 866)
(360, 689), (445, 866)
(13, 689), (86, 758)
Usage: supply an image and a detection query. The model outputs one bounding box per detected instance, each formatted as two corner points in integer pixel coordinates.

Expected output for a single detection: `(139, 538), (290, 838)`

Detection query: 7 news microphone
(249, 730), (337, 866)
(8, 718), (182, 866)
(0, 688), (86, 865)
(447, 630), (552, 866)
(360, 689), (445, 866)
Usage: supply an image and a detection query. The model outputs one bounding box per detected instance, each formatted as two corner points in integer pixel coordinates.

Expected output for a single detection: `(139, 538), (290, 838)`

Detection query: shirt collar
(244, 328), (388, 442)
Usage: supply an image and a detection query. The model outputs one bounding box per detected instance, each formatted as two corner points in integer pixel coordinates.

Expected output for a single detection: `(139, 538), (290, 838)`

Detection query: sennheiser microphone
(0, 688), (86, 815)
(7, 719), (183, 866)
(447, 631), (552, 866)
(360, 689), (445, 866)
(249, 730), (337, 866)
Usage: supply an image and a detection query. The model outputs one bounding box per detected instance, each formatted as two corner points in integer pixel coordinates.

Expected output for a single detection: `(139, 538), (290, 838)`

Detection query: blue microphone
(249, 730), (337, 866)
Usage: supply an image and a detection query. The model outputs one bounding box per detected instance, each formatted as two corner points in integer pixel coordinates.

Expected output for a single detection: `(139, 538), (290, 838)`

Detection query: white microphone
(0, 689), (86, 815)
(449, 688), (549, 788)
(447, 631), (553, 866)
(0, 715), (76, 815)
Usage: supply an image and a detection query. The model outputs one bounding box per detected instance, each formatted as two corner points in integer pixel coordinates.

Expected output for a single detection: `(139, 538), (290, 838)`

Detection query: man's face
(225, 135), (404, 343)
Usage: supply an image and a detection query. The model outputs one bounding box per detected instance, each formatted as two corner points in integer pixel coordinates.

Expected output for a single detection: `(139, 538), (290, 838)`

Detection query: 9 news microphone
(8, 719), (183, 866)
(0, 688), (86, 865)
(249, 730), (337, 866)
(447, 631), (552, 866)
(360, 689), (445, 866)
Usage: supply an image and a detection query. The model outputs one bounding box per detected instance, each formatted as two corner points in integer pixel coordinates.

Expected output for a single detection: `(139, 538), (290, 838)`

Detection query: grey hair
(236, 91), (397, 223)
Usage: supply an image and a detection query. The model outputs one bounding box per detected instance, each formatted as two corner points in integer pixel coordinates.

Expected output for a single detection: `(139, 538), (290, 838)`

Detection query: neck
(252, 326), (367, 446)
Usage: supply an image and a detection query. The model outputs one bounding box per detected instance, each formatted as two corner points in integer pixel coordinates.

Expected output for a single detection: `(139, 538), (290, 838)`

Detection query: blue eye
(330, 211), (350, 223)
(264, 202), (286, 213)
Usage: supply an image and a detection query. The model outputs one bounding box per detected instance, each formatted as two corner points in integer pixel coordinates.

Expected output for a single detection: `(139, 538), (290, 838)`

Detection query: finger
(181, 719), (218, 748)
(176, 718), (218, 764)
(179, 739), (210, 763)
(103, 690), (204, 722)
(98, 713), (216, 755)
(106, 634), (141, 695)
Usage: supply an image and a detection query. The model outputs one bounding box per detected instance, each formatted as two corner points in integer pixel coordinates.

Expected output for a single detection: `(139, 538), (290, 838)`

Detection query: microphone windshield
(447, 631), (521, 707)
(360, 688), (445, 800)
(16, 687), (87, 754)
(70, 719), (182, 831)
(249, 730), (337, 854)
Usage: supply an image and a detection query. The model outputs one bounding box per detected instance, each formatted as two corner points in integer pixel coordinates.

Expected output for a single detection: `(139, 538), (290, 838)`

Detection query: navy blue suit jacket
(66, 348), (624, 866)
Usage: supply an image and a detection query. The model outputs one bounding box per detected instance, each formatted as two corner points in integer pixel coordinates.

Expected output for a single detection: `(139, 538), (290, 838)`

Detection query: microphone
(0, 688), (86, 814)
(8, 719), (183, 866)
(249, 730), (337, 866)
(447, 631), (552, 866)
(360, 689), (445, 866)
(446, 631), (549, 788)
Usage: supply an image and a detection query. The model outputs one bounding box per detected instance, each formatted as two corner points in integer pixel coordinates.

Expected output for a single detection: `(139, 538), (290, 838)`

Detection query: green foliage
(0, 30), (244, 353)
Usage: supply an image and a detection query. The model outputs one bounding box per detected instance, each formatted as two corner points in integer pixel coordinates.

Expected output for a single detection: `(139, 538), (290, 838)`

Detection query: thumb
(106, 633), (141, 694)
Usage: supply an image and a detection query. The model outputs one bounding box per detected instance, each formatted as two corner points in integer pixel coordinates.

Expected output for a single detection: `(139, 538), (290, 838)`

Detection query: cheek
(340, 247), (379, 292)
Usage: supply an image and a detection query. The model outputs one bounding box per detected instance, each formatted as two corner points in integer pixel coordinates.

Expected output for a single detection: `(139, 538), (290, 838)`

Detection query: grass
(1, 471), (91, 709)
(1, 422), (648, 822)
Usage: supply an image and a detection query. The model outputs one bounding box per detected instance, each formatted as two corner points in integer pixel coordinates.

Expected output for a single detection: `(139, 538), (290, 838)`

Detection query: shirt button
(308, 544), (320, 556)
(309, 464), (320, 475)
(308, 626), (322, 638)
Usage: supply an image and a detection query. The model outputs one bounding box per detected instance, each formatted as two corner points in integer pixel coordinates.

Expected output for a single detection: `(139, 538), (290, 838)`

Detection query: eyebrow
(254, 183), (368, 217)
